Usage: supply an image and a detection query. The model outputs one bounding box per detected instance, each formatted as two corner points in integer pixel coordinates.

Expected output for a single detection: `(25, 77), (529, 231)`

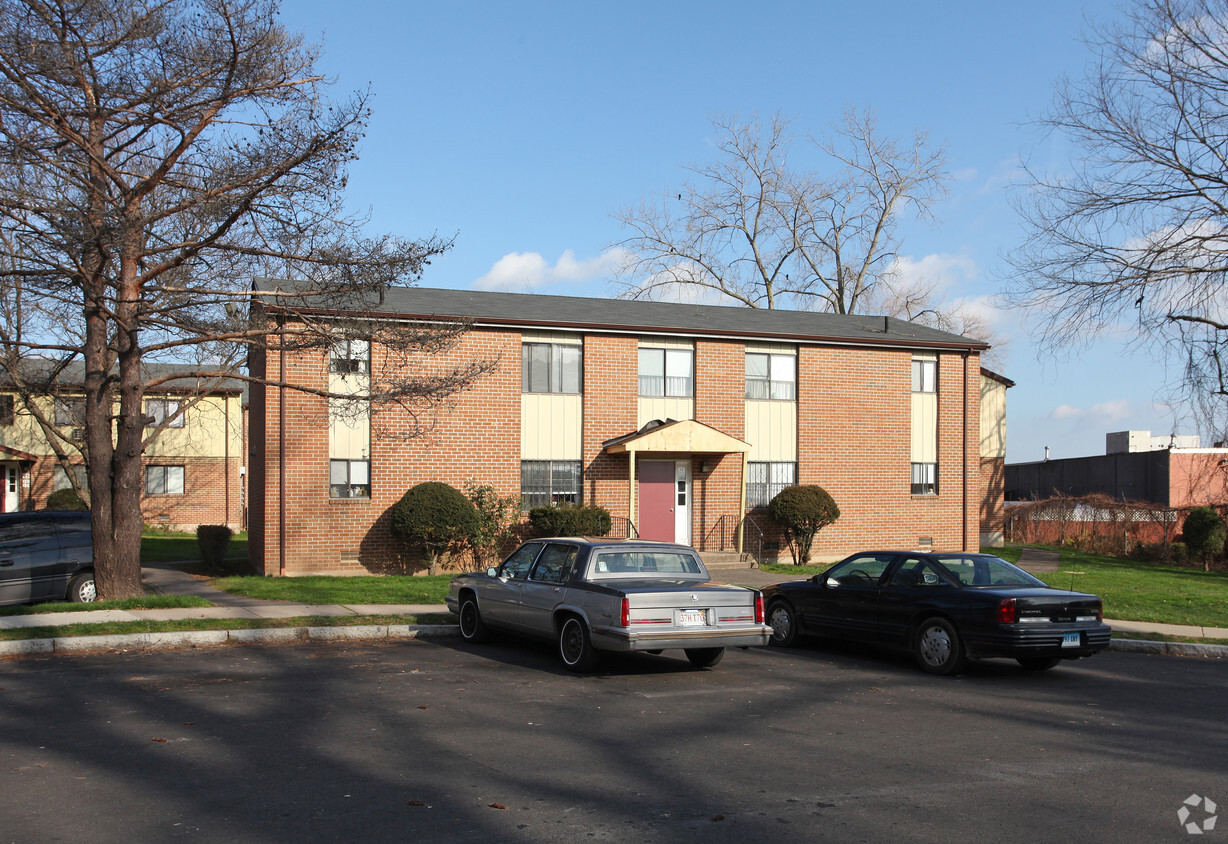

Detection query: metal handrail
(739, 514), (766, 568)
(608, 516), (639, 540)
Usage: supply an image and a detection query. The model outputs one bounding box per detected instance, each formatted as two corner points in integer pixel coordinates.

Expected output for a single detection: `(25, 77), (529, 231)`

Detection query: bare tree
(0, 0), (490, 599)
(614, 109), (952, 317)
(1009, 0), (1228, 436)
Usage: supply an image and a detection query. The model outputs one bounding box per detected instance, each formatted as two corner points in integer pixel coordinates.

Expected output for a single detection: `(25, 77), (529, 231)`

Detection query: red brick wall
(251, 322), (985, 574)
(253, 326), (520, 575)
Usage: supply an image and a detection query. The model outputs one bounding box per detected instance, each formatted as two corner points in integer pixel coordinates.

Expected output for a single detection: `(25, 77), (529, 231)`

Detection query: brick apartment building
(0, 364), (245, 530)
(248, 283), (1003, 576)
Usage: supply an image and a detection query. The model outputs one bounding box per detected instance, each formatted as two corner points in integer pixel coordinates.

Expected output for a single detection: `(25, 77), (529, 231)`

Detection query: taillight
(621, 597), (630, 627)
(754, 592), (765, 624)
(996, 597), (1018, 623)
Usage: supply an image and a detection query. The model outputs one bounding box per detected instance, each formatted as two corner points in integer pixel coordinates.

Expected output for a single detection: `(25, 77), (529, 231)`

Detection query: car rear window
(934, 555), (1044, 587)
(590, 551), (703, 577)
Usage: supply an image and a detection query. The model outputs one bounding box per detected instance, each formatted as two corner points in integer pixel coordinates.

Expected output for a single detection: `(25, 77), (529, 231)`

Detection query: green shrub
(528, 503), (612, 538)
(1183, 507), (1225, 571)
(463, 481), (523, 566)
(45, 488), (88, 511)
(768, 484), (840, 566)
(196, 525), (236, 573)
(390, 482), (480, 574)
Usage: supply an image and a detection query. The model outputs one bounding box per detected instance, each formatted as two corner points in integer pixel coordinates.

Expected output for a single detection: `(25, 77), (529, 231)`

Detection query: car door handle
(0, 560), (12, 567)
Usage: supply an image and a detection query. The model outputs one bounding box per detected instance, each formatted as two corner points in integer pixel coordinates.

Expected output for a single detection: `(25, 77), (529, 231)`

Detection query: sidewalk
(0, 557), (1224, 658)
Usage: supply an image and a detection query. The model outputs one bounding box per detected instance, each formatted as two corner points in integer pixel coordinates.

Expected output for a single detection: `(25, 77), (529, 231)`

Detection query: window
(911, 462), (937, 495)
(145, 398), (185, 428)
(54, 397), (86, 427)
(520, 460), (581, 508)
(747, 461), (797, 508)
(638, 347), (693, 397)
(746, 353), (796, 400)
(912, 358), (937, 393)
(529, 543), (578, 584)
(329, 458), (370, 499)
(0, 394), (13, 426)
(53, 464), (88, 492)
(146, 465), (185, 495)
(521, 343), (582, 394)
(499, 542), (543, 580)
(331, 339), (370, 375)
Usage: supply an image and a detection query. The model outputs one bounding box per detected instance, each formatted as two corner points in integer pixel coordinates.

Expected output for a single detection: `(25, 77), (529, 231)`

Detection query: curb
(0, 623), (459, 659)
(1108, 638), (1228, 658)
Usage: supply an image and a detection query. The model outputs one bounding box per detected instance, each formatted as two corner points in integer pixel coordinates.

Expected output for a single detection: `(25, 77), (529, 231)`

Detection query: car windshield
(589, 550), (704, 577)
(932, 555), (1045, 588)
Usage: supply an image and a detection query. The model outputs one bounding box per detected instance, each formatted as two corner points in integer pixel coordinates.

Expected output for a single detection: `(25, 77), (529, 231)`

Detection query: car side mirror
(486, 567), (498, 577)
(825, 577), (841, 588)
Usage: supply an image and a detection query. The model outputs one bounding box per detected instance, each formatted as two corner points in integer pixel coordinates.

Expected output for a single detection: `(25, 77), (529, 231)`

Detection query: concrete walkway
(0, 555), (1224, 658)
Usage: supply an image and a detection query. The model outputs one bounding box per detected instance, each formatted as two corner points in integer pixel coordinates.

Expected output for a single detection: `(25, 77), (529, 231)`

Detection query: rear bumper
(591, 623), (772, 652)
(963, 622), (1113, 660)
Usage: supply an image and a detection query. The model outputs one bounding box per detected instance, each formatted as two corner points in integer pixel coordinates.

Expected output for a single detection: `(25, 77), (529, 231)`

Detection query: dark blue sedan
(761, 551), (1111, 674)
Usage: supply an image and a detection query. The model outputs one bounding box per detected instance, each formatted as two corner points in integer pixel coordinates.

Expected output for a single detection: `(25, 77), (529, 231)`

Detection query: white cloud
(1051, 400), (1132, 422)
(886, 253), (979, 298)
(472, 248), (630, 293)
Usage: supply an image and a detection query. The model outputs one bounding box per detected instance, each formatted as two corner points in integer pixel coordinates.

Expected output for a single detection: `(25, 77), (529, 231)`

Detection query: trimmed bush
(1183, 507), (1225, 571)
(390, 482), (480, 574)
(464, 481), (523, 565)
(768, 484), (840, 566)
(196, 525), (234, 572)
(45, 488), (88, 511)
(529, 504), (612, 538)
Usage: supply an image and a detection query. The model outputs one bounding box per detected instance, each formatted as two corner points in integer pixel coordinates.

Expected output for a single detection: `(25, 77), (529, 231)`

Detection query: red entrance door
(638, 461), (675, 541)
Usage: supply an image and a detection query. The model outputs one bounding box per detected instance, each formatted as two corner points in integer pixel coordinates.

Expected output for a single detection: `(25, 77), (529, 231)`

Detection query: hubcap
(80, 580), (97, 602)
(920, 625), (952, 666)
(769, 607), (791, 641)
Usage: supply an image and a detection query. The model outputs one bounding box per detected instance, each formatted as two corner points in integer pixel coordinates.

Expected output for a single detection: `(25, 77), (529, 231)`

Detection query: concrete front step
(700, 551), (755, 569)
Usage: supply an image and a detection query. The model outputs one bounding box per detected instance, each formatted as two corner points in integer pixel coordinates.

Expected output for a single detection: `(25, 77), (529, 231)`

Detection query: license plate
(678, 609), (707, 627)
(1062, 632), (1081, 648)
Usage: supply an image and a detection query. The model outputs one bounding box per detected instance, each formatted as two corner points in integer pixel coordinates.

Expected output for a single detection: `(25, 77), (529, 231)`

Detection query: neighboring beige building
(0, 364), (245, 530)
(980, 368), (1013, 547)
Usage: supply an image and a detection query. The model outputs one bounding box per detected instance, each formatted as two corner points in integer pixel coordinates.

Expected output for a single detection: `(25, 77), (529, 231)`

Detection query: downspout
(224, 395), (231, 527)
(962, 352), (969, 551)
(279, 316), (287, 577)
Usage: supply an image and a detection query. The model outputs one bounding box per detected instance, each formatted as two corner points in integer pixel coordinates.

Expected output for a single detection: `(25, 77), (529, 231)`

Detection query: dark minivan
(0, 511), (96, 605)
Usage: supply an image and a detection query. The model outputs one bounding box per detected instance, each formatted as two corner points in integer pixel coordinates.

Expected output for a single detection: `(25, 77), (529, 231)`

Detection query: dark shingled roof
(1, 360), (245, 393)
(252, 279), (989, 352)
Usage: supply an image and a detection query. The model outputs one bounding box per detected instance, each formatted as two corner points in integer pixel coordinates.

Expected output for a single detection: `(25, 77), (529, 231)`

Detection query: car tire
(558, 616), (599, 672)
(67, 572), (96, 603)
(458, 595), (488, 643)
(685, 647), (725, 669)
(914, 617), (965, 675)
(1017, 657), (1061, 671)
(766, 601), (799, 647)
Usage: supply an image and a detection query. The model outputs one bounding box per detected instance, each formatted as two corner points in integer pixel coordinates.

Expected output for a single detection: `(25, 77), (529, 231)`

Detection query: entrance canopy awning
(602, 418), (751, 455)
(0, 444), (37, 463)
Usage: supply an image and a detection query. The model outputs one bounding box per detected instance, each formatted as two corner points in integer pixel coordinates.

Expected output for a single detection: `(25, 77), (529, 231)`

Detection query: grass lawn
(210, 574), (455, 605)
(1036, 548), (1228, 629)
(0, 594), (211, 617)
(141, 529), (248, 563)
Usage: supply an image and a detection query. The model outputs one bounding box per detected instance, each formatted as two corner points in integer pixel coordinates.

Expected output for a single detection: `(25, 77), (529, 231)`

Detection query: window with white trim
(331, 339), (370, 375)
(520, 460), (581, 508)
(329, 458), (370, 499)
(638, 347), (693, 397)
(912, 358), (937, 393)
(747, 461), (797, 508)
(54, 397), (85, 427)
(911, 462), (937, 495)
(146, 465), (185, 495)
(145, 398), (184, 428)
(746, 353), (796, 400)
(522, 343), (582, 394)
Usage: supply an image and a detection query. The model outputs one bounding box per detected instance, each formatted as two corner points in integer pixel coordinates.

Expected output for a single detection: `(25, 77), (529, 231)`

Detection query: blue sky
(290, 0), (1176, 462)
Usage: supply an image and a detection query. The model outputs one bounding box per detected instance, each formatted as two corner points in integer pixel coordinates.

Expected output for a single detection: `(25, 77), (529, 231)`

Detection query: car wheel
(685, 647), (725, 669)
(67, 572), (96, 603)
(558, 616), (599, 672)
(766, 601), (798, 647)
(458, 596), (488, 643)
(1017, 657), (1061, 671)
(914, 617), (965, 675)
